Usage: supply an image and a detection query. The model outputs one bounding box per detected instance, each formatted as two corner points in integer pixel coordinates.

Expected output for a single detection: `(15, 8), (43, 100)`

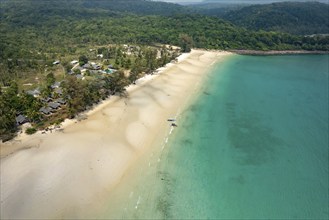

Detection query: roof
(16, 115), (28, 124)
(26, 89), (40, 97)
(41, 97), (52, 103)
(56, 98), (66, 105)
(48, 102), (61, 109)
(82, 64), (91, 69)
(54, 88), (63, 95)
(76, 74), (83, 79)
(89, 70), (99, 74)
(39, 107), (52, 114)
(92, 64), (101, 70)
(51, 81), (61, 89)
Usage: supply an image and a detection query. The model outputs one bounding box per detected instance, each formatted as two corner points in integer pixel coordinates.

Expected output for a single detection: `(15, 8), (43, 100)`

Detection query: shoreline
(0, 49), (232, 219)
(0, 52), (190, 158)
(229, 49), (329, 55)
(97, 51), (233, 219)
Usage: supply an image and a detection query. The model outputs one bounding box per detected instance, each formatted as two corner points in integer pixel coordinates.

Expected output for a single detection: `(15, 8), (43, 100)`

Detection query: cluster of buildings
(69, 61), (116, 80)
(17, 81), (66, 125)
(17, 57), (118, 125)
(38, 97), (66, 115)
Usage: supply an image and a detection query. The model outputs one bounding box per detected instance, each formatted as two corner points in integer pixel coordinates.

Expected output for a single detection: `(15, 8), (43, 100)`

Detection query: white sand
(0, 50), (232, 219)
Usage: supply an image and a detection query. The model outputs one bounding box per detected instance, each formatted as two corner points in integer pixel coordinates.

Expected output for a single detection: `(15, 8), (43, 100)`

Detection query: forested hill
(221, 2), (329, 35)
(0, 0), (190, 18)
(1, 0), (329, 61)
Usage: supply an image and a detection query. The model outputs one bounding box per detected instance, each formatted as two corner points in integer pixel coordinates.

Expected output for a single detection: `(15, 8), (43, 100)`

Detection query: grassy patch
(25, 127), (37, 135)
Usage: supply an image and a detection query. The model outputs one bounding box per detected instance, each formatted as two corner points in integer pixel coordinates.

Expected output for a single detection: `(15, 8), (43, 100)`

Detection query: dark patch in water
(188, 104), (201, 113)
(226, 102), (237, 118)
(180, 138), (193, 146)
(156, 197), (173, 219)
(156, 171), (175, 219)
(227, 111), (283, 166)
(230, 175), (246, 185)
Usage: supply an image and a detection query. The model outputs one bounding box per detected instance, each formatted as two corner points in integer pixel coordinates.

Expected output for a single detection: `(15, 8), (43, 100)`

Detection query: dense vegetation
(220, 2), (329, 35)
(0, 44), (178, 141)
(1, 0), (328, 62)
(0, 0), (328, 141)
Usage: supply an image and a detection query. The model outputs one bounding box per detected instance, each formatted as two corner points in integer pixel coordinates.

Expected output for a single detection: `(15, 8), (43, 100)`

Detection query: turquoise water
(157, 55), (329, 219)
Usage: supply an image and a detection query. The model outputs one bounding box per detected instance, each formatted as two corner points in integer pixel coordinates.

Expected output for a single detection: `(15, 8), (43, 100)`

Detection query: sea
(101, 54), (329, 219)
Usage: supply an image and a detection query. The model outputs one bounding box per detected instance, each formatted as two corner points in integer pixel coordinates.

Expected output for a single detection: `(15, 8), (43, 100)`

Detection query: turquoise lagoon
(103, 55), (329, 219)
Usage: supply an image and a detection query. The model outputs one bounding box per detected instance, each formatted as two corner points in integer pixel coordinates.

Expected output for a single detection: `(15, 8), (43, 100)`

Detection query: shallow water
(102, 54), (329, 219)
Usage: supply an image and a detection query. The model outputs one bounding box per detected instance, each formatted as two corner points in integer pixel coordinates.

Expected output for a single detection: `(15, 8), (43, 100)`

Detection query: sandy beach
(0, 50), (231, 219)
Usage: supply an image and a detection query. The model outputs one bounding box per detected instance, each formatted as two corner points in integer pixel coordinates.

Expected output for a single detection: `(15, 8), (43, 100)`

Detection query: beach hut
(48, 102), (61, 109)
(51, 81), (61, 89)
(56, 98), (66, 105)
(16, 115), (28, 125)
(41, 97), (53, 103)
(26, 89), (41, 98)
(39, 107), (52, 115)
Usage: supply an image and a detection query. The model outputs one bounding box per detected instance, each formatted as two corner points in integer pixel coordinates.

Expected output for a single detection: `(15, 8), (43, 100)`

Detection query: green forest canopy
(1, 0), (328, 62)
(220, 2), (329, 35)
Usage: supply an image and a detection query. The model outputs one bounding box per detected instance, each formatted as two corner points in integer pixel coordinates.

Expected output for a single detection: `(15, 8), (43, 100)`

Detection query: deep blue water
(160, 55), (329, 219)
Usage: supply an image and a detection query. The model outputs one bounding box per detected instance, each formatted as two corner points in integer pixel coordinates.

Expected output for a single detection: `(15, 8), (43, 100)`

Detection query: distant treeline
(220, 2), (329, 35)
(1, 1), (328, 62)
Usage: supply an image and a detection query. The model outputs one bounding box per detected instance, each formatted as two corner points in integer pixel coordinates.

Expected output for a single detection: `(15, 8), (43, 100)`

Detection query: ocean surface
(102, 54), (328, 219)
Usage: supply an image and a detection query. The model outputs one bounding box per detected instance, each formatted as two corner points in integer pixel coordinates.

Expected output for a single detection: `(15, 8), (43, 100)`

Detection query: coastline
(230, 49), (329, 55)
(0, 53), (190, 158)
(0, 49), (232, 219)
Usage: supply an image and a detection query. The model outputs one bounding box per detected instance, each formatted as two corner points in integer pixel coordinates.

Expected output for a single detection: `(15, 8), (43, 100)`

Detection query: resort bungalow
(54, 88), (63, 96)
(48, 102), (61, 110)
(26, 89), (41, 98)
(41, 97), (53, 103)
(15, 114), (28, 125)
(39, 107), (52, 115)
(92, 64), (101, 70)
(51, 81), (61, 89)
(76, 74), (84, 80)
(85, 62), (101, 70)
(55, 98), (66, 105)
(82, 63), (92, 69)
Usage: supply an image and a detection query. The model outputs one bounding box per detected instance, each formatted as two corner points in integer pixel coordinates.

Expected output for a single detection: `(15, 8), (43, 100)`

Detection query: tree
(79, 55), (88, 66)
(107, 70), (129, 95)
(145, 49), (157, 73)
(125, 58), (132, 69)
(62, 76), (85, 118)
(179, 34), (193, 52)
(0, 83), (18, 141)
(46, 72), (55, 86)
(129, 71), (139, 84)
